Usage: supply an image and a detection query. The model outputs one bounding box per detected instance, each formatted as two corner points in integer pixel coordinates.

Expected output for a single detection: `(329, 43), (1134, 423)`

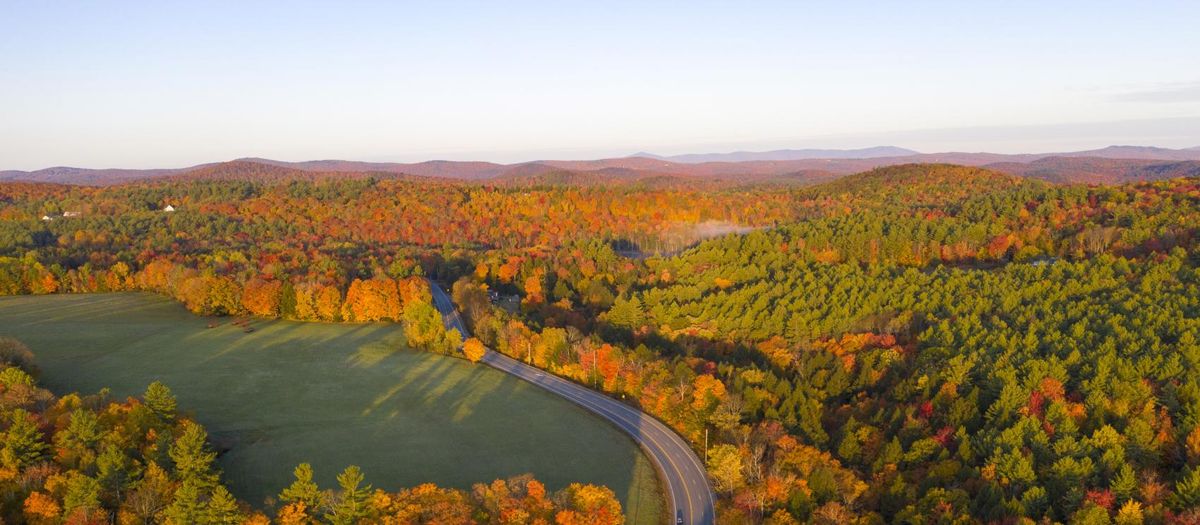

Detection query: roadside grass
(0, 292), (661, 524)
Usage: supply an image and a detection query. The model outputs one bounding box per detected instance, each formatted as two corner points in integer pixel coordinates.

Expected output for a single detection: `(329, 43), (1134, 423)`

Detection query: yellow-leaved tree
(462, 338), (487, 363)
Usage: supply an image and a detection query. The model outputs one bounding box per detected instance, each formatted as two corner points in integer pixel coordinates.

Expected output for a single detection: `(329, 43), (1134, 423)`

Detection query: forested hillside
(3, 163), (1200, 523)
(623, 233), (1200, 523)
(454, 167), (1200, 523)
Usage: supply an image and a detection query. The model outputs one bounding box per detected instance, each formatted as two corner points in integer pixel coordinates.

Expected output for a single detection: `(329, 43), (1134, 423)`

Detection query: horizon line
(7, 142), (1200, 173)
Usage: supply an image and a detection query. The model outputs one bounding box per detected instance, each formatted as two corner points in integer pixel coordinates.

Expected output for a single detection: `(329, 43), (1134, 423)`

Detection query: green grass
(0, 293), (661, 524)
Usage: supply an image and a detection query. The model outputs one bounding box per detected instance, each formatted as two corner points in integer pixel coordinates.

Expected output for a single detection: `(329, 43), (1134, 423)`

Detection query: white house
(41, 215), (53, 221)
(62, 211), (81, 218)
(163, 205), (176, 212)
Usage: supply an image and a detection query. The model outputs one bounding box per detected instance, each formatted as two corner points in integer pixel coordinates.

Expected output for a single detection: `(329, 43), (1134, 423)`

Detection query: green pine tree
(279, 282), (298, 318)
(163, 479), (206, 525)
(97, 442), (131, 504)
(169, 421), (218, 489)
(1111, 464), (1137, 502)
(279, 463), (325, 510)
(62, 473), (102, 516)
(606, 295), (644, 330)
(1171, 465), (1200, 510)
(1069, 503), (1113, 525)
(325, 465), (372, 525)
(207, 485), (245, 525)
(144, 380), (178, 420)
(55, 408), (101, 469)
(1, 408), (48, 470)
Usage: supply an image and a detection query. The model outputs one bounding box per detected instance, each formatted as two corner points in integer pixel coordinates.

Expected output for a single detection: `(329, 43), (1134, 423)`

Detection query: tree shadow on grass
(0, 292), (657, 524)
(177, 318), (396, 364)
(0, 292), (177, 326)
(351, 341), (654, 522)
(424, 280), (664, 523)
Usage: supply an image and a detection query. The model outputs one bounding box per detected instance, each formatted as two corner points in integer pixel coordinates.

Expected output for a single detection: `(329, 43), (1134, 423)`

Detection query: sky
(2, 1), (1199, 170)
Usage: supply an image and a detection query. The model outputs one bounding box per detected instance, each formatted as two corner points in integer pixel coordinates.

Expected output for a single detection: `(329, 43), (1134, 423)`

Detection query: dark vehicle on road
(677, 510), (684, 525)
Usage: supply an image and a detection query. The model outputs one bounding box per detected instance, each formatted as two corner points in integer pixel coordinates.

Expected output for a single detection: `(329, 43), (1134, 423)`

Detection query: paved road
(428, 281), (716, 525)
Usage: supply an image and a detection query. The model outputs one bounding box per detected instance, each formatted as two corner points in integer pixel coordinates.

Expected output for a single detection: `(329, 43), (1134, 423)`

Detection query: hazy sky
(2, 1), (1199, 169)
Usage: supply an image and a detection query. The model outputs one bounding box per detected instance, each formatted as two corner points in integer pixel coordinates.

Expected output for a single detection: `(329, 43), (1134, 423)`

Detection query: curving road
(428, 280), (716, 525)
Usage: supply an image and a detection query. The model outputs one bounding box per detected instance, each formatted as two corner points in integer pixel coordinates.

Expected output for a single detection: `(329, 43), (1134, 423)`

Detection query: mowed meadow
(0, 292), (661, 524)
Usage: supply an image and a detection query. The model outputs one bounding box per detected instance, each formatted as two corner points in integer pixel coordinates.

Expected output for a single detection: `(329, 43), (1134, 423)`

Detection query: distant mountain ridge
(633, 145), (1200, 164)
(984, 157), (1200, 184)
(632, 146), (920, 163)
(239, 157), (509, 180)
(1052, 145), (1200, 161)
(4, 145), (1200, 186)
(0, 166), (184, 185)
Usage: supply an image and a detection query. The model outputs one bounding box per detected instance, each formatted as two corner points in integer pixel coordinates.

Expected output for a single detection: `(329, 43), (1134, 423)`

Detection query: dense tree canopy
(5, 164), (1200, 523)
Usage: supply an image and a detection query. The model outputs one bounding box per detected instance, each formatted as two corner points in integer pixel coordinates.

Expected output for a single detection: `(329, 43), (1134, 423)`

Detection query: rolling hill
(985, 157), (1200, 184)
(239, 158), (509, 180)
(1052, 145), (1200, 161)
(0, 166), (185, 185)
(4, 145), (1200, 186)
(633, 146), (919, 163)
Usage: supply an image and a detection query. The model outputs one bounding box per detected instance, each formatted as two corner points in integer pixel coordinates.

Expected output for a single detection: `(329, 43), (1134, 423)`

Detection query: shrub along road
(428, 280), (716, 525)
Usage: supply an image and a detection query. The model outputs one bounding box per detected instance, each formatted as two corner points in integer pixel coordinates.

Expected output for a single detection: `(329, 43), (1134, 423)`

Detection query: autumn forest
(2, 160), (1200, 525)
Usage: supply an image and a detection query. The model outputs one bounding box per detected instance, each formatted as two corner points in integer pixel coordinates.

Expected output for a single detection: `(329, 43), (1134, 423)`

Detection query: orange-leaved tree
(462, 338), (487, 363)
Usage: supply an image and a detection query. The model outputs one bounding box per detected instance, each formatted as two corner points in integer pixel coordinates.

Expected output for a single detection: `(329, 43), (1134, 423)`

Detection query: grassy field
(0, 293), (661, 524)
